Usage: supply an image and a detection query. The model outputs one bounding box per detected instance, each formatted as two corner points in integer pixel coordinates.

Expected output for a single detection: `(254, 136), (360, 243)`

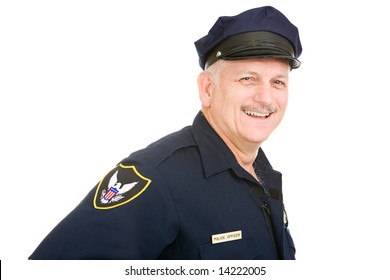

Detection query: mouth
(243, 109), (272, 119)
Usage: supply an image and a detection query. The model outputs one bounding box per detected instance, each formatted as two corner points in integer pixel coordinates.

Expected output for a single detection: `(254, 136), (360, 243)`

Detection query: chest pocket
(198, 236), (274, 260)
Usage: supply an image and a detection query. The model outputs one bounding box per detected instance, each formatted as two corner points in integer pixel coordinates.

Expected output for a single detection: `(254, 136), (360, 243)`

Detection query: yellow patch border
(93, 164), (152, 210)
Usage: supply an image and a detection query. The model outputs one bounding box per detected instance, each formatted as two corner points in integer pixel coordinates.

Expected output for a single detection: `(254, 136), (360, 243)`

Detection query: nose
(252, 83), (274, 105)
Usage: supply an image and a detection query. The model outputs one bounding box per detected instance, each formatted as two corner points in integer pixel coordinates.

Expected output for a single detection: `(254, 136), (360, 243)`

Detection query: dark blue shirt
(29, 111), (295, 260)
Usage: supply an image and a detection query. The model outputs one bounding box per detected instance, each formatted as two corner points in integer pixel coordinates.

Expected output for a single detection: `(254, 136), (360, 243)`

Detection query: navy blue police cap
(194, 6), (302, 70)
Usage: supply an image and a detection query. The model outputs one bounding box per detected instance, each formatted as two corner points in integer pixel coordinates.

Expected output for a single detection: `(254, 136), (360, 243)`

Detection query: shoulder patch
(93, 164), (152, 210)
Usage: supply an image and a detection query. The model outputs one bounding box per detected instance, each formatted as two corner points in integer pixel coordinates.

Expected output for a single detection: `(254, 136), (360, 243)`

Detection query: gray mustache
(241, 104), (277, 114)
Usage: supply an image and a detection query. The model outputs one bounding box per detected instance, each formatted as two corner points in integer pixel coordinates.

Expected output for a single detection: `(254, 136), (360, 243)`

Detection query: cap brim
(222, 48), (301, 69)
(205, 31), (301, 69)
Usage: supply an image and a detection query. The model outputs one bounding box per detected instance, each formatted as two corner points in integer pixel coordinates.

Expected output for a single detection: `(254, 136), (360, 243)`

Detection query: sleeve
(28, 161), (179, 260)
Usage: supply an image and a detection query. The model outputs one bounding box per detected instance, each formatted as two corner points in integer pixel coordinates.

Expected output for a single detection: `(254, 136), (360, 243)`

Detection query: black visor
(205, 31), (301, 69)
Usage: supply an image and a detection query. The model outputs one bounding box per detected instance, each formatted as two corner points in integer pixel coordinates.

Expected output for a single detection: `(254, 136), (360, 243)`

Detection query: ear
(197, 71), (214, 108)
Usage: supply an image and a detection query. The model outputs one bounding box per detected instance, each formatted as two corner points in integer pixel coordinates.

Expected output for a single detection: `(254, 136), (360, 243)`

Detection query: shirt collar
(191, 111), (273, 180)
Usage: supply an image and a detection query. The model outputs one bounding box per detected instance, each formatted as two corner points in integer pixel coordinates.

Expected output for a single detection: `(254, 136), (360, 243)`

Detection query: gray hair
(204, 59), (226, 86)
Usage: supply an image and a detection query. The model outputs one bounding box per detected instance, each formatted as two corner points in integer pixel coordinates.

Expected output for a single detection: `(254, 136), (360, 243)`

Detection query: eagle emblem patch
(93, 164), (152, 210)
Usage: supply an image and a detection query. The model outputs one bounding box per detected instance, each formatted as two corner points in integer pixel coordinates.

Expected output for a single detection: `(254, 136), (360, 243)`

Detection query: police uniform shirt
(29, 111), (295, 260)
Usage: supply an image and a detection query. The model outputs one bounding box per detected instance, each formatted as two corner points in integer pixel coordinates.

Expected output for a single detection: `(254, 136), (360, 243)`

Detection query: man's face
(201, 58), (290, 150)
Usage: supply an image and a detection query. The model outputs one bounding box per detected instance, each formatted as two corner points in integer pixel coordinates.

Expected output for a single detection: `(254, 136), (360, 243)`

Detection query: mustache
(240, 104), (277, 114)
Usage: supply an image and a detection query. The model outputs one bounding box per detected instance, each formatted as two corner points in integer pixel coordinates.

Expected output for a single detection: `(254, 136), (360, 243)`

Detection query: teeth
(244, 110), (270, 118)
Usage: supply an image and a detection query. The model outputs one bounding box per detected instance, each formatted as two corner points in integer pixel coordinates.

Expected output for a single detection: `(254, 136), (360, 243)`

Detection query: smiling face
(198, 58), (290, 153)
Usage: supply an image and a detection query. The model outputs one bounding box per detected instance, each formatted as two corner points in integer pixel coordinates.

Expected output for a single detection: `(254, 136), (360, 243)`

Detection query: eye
(239, 76), (256, 85)
(273, 79), (287, 88)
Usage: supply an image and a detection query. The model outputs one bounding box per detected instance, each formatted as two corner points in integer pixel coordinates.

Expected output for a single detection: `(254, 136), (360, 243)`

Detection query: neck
(224, 138), (260, 180)
(202, 112), (260, 180)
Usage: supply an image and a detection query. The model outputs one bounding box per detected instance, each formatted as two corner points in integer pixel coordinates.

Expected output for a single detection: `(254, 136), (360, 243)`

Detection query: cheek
(210, 92), (235, 112)
(276, 93), (288, 112)
(272, 94), (288, 126)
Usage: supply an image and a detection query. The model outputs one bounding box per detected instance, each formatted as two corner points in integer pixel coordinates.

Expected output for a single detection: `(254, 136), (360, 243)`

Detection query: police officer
(29, 5), (302, 260)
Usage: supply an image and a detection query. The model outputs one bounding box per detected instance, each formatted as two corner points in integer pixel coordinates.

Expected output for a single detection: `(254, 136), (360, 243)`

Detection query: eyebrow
(236, 70), (288, 80)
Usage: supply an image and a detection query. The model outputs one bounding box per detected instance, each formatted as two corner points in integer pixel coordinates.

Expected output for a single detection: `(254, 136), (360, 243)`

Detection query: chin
(245, 134), (271, 146)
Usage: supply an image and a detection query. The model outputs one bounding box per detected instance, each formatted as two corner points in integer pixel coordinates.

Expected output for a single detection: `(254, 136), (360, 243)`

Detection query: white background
(1, 0), (389, 279)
